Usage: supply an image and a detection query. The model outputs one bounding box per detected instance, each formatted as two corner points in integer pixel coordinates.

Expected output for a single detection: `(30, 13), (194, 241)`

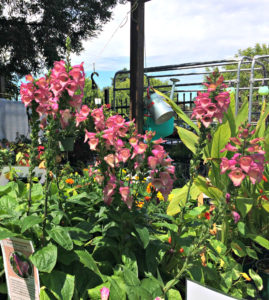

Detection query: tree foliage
(0, 0), (126, 97)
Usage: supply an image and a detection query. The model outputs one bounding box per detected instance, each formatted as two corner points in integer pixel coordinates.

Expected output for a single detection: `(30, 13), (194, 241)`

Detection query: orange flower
(136, 201), (144, 208)
(65, 178), (74, 184)
(146, 182), (155, 193)
(144, 196), (151, 202)
(168, 237), (172, 244)
(209, 223), (217, 235)
(200, 252), (207, 267)
(262, 174), (268, 182)
(179, 248), (184, 253)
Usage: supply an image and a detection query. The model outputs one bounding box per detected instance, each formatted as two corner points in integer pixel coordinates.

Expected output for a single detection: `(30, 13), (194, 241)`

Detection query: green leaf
(47, 226), (73, 250)
(75, 250), (104, 280)
(211, 121), (231, 159)
(21, 216), (42, 233)
(237, 221), (246, 235)
(231, 240), (247, 257)
(184, 206), (206, 219)
(249, 268), (263, 291)
(140, 278), (162, 298)
(247, 234), (269, 249)
(153, 88), (199, 133)
(108, 276), (126, 300)
(39, 287), (51, 300)
(255, 101), (269, 138)
(236, 100), (248, 128)
(0, 227), (17, 239)
(194, 176), (222, 200)
(121, 249), (138, 276)
(167, 183), (200, 216)
(0, 184), (11, 196)
(41, 271), (75, 300)
(176, 126), (199, 154)
(235, 197), (253, 217)
(30, 243), (57, 273)
(246, 247), (258, 260)
(134, 225), (149, 249)
(122, 267), (140, 286)
(167, 288), (182, 300)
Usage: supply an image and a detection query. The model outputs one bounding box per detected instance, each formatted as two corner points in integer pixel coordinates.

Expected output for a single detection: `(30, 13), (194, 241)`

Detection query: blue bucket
(144, 117), (174, 140)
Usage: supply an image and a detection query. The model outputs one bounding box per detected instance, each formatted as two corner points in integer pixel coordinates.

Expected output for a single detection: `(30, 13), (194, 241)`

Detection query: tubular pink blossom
(228, 168), (245, 186)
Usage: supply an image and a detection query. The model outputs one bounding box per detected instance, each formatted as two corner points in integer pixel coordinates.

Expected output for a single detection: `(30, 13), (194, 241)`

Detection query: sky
(71, 0), (269, 88)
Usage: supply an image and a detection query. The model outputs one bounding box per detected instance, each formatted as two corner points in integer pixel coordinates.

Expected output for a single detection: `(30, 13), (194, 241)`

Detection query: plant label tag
(187, 279), (237, 300)
(0, 237), (40, 300)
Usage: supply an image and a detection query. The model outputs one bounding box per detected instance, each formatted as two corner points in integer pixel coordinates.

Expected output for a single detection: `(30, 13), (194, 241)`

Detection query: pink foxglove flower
(231, 211), (240, 223)
(228, 168), (246, 186)
(100, 287), (110, 300)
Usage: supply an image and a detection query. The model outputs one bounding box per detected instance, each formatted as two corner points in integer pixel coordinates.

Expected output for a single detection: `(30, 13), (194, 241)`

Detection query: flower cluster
(191, 71), (230, 127)
(83, 106), (174, 209)
(20, 60), (85, 130)
(220, 125), (265, 186)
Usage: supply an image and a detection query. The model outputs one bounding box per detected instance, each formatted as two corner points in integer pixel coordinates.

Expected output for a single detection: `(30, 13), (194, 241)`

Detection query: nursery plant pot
(256, 258), (269, 299)
(59, 136), (75, 152)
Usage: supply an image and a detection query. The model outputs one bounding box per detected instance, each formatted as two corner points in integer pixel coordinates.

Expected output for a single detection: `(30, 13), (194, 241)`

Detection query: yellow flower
(136, 201), (144, 208)
(83, 168), (89, 172)
(157, 191), (164, 201)
(134, 175), (139, 180)
(65, 178), (74, 185)
(122, 169), (127, 174)
(240, 272), (251, 281)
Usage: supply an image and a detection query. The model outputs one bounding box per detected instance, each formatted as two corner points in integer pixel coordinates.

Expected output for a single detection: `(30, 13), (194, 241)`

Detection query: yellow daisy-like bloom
(122, 169), (127, 174)
(134, 175), (139, 180)
(157, 191), (164, 201)
(240, 272), (251, 281)
(65, 178), (74, 185)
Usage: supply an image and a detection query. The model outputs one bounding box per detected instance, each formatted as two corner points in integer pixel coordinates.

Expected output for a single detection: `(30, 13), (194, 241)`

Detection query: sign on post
(1, 237), (40, 300)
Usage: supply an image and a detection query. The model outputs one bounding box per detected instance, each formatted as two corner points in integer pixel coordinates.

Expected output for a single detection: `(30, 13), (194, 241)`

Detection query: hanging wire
(92, 0), (139, 68)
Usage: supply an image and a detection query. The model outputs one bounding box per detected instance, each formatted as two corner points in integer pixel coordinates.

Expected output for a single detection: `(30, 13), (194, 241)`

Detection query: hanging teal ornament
(144, 117), (174, 140)
(258, 86), (269, 96)
(225, 87), (235, 94)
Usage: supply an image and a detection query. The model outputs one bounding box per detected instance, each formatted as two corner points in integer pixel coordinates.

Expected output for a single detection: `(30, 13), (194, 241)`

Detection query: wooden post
(129, 0), (150, 133)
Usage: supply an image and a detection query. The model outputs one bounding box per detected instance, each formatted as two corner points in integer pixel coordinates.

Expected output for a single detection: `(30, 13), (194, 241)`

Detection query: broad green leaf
(249, 268), (263, 291)
(255, 101), (269, 138)
(167, 289), (182, 300)
(261, 199), (269, 212)
(220, 272), (233, 290)
(231, 240), (247, 257)
(0, 184), (11, 196)
(122, 249), (138, 276)
(237, 221), (246, 235)
(210, 239), (227, 255)
(194, 176), (223, 200)
(41, 271), (75, 300)
(0, 227), (17, 239)
(167, 183), (200, 216)
(39, 287), (51, 300)
(75, 250), (104, 280)
(30, 243), (57, 273)
(176, 126), (199, 154)
(123, 267), (140, 286)
(223, 92), (236, 136)
(236, 100), (248, 128)
(235, 197), (253, 217)
(211, 121), (231, 159)
(108, 276), (126, 300)
(140, 278), (162, 298)
(246, 247), (258, 260)
(47, 226), (73, 250)
(134, 225), (149, 249)
(184, 206), (206, 219)
(152, 88), (199, 132)
(21, 216), (42, 233)
(247, 234), (269, 249)
(152, 222), (178, 232)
